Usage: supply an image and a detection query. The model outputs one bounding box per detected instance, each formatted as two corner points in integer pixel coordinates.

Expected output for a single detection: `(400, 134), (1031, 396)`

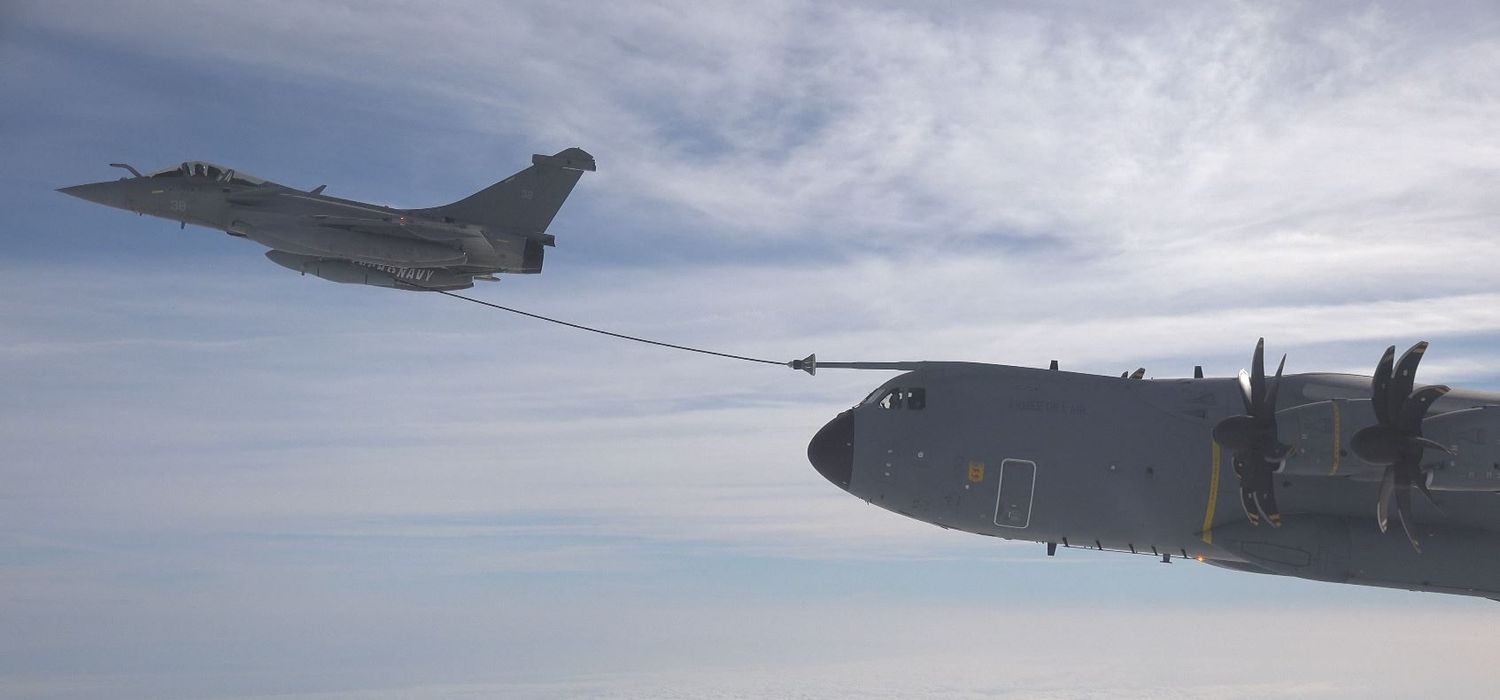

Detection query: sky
(4, 1), (1500, 697)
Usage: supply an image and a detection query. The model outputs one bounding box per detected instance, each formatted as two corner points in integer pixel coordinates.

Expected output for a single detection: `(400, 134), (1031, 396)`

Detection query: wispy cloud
(7, 2), (1500, 698)
(27, 2), (1500, 244)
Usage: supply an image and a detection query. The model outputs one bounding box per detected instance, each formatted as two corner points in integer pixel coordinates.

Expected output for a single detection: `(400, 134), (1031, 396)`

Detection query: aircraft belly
(1213, 516), (1500, 596)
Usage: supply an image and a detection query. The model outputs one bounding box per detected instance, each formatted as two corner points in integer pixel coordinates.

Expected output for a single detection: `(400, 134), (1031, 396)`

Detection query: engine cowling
(1420, 405), (1500, 492)
(1276, 399), (1500, 492)
(1277, 399), (1382, 481)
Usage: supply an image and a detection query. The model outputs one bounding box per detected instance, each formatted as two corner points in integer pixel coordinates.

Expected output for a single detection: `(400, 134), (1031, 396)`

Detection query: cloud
(23, 2), (1500, 368)
(8, 2), (1500, 698)
(20, 605), (1495, 699)
(25, 2), (1500, 246)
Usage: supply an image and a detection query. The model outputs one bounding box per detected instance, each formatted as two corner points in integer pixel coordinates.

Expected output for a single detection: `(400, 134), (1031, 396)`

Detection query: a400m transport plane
(58, 148), (595, 291)
(804, 341), (1500, 599)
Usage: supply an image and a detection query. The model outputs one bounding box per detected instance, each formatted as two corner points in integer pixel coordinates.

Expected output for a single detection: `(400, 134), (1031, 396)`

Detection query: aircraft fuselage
(809, 362), (1500, 598)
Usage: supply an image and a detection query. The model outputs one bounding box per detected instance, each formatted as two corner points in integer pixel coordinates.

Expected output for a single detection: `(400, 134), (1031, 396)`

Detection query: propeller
(1212, 338), (1290, 527)
(1349, 342), (1453, 553)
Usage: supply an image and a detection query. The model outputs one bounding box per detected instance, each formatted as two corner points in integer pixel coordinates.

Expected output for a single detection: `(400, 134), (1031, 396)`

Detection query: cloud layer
(6, 1), (1500, 698)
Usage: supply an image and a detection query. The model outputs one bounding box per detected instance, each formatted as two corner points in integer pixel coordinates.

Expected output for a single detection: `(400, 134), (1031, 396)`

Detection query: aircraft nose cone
(808, 410), (854, 490)
(56, 184), (91, 199)
(56, 182), (114, 206)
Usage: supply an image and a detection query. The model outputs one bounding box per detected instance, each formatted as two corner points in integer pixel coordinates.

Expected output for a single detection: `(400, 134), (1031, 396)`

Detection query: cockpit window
(148, 162), (266, 185)
(870, 387), (926, 410)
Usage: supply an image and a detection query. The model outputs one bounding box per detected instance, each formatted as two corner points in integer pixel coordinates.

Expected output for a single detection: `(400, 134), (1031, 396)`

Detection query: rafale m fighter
(805, 341), (1500, 598)
(58, 148), (595, 291)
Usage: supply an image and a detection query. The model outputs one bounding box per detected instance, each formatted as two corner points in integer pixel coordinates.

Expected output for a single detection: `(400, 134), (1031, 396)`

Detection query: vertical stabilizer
(412, 147), (594, 245)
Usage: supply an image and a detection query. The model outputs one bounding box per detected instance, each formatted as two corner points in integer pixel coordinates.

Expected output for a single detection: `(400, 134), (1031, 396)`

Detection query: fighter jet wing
(237, 191), (485, 243)
(234, 194), (483, 244)
(309, 214), (484, 243)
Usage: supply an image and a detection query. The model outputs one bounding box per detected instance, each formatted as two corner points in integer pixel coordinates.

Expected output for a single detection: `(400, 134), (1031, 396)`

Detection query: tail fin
(412, 147), (595, 245)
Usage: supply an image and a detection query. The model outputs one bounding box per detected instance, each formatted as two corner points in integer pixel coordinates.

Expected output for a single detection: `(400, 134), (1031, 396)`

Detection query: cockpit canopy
(148, 161), (265, 186)
(862, 383), (927, 410)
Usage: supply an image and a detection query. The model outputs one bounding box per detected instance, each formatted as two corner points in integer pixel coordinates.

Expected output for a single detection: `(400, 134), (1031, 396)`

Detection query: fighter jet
(58, 148), (595, 291)
(803, 341), (1500, 599)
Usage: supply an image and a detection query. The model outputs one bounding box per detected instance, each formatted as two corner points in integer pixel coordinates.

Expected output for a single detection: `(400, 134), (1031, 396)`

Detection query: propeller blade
(1253, 485), (1282, 527)
(1264, 354), (1287, 413)
(1239, 486), (1262, 526)
(1232, 455), (1261, 525)
(1397, 385), (1450, 435)
(1239, 455), (1282, 526)
(1371, 345), (1396, 425)
(1388, 342), (1429, 424)
(1259, 353), (1288, 438)
(1412, 435), (1456, 456)
(1217, 340), (1291, 529)
(1250, 339), (1266, 412)
(1416, 472), (1443, 511)
(1363, 342), (1443, 549)
(1394, 483), (1422, 553)
(1376, 465), (1396, 533)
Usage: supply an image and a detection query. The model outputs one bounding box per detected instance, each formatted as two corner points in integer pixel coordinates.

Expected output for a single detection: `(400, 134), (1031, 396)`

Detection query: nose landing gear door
(992, 458), (1037, 528)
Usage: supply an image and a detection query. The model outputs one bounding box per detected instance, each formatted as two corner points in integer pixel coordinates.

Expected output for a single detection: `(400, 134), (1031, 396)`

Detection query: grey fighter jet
(804, 341), (1500, 599)
(58, 148), (595, 291)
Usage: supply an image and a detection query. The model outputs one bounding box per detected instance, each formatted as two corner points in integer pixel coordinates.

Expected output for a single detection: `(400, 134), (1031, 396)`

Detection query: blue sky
(5, 1), (1500, 697)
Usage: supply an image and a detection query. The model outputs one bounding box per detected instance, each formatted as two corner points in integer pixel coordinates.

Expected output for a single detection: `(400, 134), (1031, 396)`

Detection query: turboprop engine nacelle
(1421, 405), (1500, 492)
(1278, 399), (1500, 492)
(264, 251), (475, 291)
